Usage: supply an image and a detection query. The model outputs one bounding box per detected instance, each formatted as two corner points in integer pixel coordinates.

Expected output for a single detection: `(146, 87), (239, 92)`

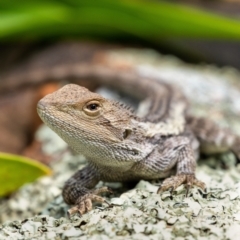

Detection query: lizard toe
(157, 174), (186, 194)
(67, 187), (112, 217)
(157, 174), (206, 195)
(93, 186), (114, 195)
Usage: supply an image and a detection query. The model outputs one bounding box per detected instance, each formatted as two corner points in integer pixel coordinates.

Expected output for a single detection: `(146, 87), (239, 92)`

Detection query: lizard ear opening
(83, 100), (102, 117)
(123, 129), (132, 139)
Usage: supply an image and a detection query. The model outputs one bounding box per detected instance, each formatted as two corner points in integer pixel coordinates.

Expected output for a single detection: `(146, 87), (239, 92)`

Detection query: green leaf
(0, 152), (52, 197)
(0, 0), (240, 41)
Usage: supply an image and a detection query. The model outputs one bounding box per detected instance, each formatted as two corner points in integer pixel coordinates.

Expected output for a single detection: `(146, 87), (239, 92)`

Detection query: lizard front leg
(157, 142), (206, 195)
(137, 136), (205, 194)
(63, 165), (112, 216)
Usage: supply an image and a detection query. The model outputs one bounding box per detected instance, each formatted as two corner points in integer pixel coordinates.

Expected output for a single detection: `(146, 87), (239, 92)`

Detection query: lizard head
(37, 84), (145, 165)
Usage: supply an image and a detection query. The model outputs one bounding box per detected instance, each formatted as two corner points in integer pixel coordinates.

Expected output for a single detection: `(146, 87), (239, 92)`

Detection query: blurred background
(0, 0), (240, 195)
(1, 0), (240, 70)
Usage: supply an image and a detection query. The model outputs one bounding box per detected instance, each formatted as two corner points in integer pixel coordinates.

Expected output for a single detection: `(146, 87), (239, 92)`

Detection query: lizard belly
(98, 163), (174, 182)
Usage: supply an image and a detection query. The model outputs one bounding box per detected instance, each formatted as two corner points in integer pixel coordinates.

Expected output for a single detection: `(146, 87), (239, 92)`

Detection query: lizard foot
(67, 187), (113, 216)
(157, 174), (206, 196)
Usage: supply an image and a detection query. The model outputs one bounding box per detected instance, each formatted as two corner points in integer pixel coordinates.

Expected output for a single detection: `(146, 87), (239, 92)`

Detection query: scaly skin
(37, 82), (240, 216)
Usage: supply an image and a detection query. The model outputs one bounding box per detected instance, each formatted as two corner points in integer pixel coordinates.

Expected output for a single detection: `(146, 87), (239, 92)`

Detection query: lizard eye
(87, 104), (98, 110)
(83, 101), (102, 117)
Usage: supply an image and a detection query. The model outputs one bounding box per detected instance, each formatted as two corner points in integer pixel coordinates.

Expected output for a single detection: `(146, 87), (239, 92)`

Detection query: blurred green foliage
(0, 152), (51, 196)
(0, 0), (240, 42)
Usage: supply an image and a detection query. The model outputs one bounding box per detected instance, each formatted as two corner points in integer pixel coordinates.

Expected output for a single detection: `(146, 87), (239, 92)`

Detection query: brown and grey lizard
(36, 75), (240, 216)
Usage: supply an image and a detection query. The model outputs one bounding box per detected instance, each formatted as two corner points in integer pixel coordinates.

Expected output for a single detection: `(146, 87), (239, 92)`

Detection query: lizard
(37, 76), (240, 216)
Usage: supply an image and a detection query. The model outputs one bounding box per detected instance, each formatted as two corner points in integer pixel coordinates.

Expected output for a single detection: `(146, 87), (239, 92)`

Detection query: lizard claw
(157, 174), (206, 196)
(67, 186), (112, 217)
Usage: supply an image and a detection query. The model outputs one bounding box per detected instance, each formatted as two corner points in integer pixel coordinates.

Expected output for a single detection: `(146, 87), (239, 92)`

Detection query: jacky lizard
(37, 78), (240, 216)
